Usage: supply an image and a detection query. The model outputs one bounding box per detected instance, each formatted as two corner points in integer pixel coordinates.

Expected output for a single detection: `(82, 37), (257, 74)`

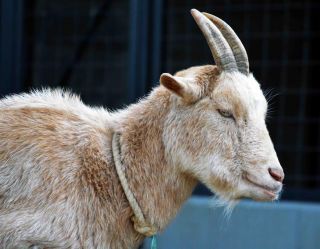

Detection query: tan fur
(0, 64), (283, 248)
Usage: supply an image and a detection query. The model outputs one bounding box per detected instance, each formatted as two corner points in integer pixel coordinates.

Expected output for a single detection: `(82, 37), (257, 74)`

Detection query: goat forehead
(213, 73), (267, 116)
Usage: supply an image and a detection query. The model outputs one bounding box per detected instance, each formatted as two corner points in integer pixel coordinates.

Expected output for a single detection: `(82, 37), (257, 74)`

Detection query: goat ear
(160, 73), (201, 102)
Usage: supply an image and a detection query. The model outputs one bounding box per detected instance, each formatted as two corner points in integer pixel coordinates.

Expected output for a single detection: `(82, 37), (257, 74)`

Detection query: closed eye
(217, 109), (234, 120)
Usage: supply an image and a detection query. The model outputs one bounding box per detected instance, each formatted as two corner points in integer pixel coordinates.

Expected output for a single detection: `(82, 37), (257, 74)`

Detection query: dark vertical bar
(276, 2), (289, 150)
(242, 0), (250, 52)
(150, 0), (164, 87)
(139, 0), (150, 95)
(0, 0), (25, 95)
(166, 4), (174, 72)
(261, 0), (270, 83)
(185, 0), (192, 67)
(128, 0), (150, 103)
(128, 0), (139, 103)
(295, 0), (311, 188)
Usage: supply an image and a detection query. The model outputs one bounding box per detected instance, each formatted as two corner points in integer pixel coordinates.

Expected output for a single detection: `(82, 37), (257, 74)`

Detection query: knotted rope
(112, 132), (158, 237)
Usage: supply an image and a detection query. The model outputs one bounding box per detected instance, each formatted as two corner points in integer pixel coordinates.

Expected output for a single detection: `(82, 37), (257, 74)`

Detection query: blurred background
(1, 0), (320, 248)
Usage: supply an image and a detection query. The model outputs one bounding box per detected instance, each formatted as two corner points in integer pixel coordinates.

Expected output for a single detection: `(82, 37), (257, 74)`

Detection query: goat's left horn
(203, 12), (249, 75)
(191, 9), (238, 73)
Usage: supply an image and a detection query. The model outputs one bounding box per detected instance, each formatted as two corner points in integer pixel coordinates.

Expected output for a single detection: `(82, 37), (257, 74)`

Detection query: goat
(0, 9), (284, 249)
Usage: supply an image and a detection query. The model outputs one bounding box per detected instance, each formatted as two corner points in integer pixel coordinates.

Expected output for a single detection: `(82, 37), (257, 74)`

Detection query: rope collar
(112, 132), (157, 237)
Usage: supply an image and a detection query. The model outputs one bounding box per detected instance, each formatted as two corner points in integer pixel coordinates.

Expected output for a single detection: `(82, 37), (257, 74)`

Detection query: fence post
(128, 0), (164, 103)
(0, 0), (25, 95)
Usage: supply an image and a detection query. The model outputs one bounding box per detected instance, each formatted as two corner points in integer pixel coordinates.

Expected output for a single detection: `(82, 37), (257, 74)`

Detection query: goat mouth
(243, 174), (279, 200)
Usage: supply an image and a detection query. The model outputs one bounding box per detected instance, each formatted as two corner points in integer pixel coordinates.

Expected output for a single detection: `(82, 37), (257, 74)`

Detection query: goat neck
(114, 88), (197, 233)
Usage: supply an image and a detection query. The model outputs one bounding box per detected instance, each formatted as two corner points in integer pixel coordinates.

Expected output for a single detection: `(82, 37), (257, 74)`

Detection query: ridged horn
(191, 9), (238, 73)
(203, 12), (249, 75)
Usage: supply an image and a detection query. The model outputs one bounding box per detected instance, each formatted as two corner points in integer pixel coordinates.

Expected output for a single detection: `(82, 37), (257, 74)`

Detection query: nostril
(268, 168), (284, 183)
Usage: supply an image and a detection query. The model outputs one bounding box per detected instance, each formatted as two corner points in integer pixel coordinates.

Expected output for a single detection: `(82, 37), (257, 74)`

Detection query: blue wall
(144, 197), (320, 249)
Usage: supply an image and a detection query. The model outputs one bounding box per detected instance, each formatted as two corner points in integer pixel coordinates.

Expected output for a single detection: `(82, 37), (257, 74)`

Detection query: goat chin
(209, 195), (239, 219)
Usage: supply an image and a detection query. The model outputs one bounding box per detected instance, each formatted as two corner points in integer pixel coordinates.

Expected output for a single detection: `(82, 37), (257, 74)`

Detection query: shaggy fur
(0, 64), (283, 248)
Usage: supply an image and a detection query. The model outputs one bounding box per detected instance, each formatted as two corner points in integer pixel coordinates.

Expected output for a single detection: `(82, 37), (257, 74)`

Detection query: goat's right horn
(203, 13), (249, 75)
(191, 9), (238, 73)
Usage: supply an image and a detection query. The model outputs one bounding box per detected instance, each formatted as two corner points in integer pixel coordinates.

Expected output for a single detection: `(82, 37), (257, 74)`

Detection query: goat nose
(268, 168), (284, 183)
